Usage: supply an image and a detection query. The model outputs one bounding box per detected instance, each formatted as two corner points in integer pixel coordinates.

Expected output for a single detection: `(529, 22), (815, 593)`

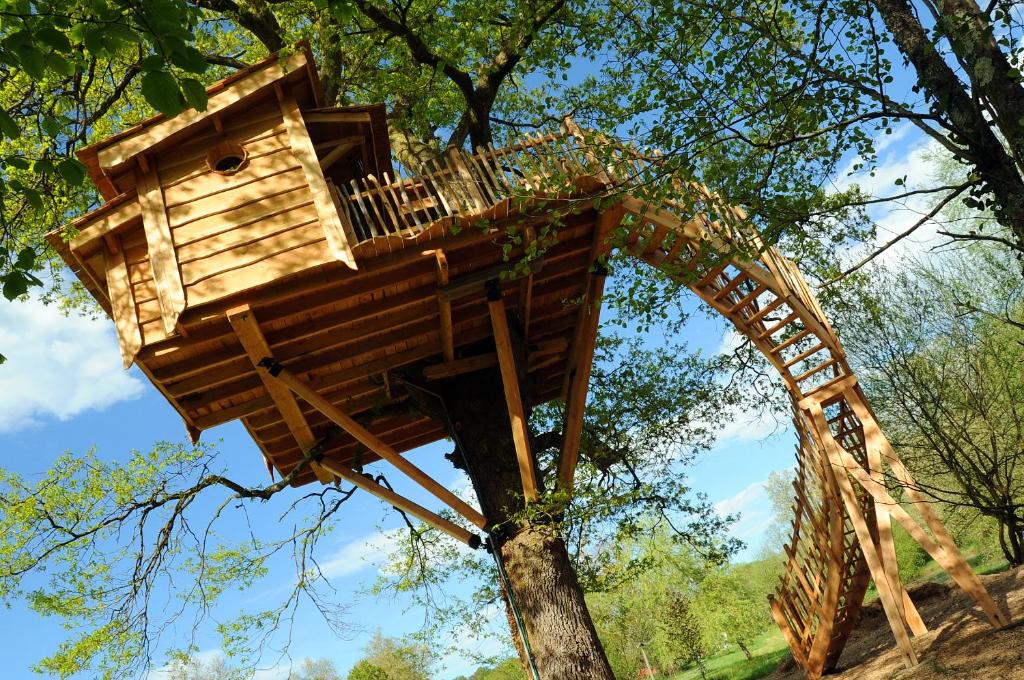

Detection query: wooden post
(279, 96), (358, 270)
(487, 280), (539, 501)
(103, 240), (143, 368)
(261, 361), (489, 530)
(316, 458), (481, 548)
(226, 304), (333, 484)
(434, 249), (455, 362)
(557, 261), (607, 496)
(861, 403), (928, 637)
(135, 166), (186, 335)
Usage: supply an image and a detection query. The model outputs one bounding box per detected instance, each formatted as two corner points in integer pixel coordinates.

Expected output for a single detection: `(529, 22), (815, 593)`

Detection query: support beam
(258, 361), (488, 530)
(103, 239), (143, 369)
(807, 404), (919, 670)
(226, 305), (333, 484)
(561, 205), (624, 401)
(828, 394), (1009, 628)
(437, 257), (543, 303)
(518, 227), (536, 337)
(487, 280), (539, 501)
(317, 458), (481, 548)
(862, 404), (928, 637)
(557, 261), (607, 495)
(422, 338), (570, 381)
(433, 250), (455, 362)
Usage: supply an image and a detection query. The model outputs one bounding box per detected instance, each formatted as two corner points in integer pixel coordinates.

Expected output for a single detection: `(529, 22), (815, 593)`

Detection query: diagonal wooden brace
(807, 405), (919, 670)
(227, 304), (333, 484)
(258, 360), (489, 530)
(487, 280), (540, 501)
(557, 260), (607, 496)
(316, 458), (481, 548)
(821, 403), (1009, 628)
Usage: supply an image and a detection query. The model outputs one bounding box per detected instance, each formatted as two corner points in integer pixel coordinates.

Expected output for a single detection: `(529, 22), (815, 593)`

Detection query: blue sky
(0, 107), (951, 680)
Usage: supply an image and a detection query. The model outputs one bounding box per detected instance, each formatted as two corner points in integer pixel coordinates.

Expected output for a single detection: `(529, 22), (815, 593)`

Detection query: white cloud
(317, 529), (407, 579)
(835, 130), (956, 267)
(714, 479), (775, 554)
(714, 479), (768, 517)
(0, 296), (144, 432)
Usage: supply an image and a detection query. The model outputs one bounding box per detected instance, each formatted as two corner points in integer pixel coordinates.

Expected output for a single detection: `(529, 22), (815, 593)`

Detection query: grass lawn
(668, 629), (789, 680)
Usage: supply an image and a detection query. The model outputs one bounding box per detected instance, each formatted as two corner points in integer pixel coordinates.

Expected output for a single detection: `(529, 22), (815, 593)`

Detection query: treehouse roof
(74, 46), (389, 200)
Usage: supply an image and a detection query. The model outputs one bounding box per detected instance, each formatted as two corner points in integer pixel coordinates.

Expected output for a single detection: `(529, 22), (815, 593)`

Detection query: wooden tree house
(49, 49), (1011, 679)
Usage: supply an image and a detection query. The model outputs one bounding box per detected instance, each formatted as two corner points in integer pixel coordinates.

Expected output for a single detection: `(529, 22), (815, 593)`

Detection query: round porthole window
(206, 140), (248, 175)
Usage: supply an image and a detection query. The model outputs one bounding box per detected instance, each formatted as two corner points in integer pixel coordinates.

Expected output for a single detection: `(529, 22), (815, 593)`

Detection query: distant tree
(164, 653), (247, 680)
(355, 632), (432, 680)
(694, 569), (769, 660)
(842, 245), (1024, 565)
(453, 658), (525, 680)
(346, 660), (392, 680)
(762, 470), (797, 559)
(662, 591), (709, 680)
(290, 657), (343, 680)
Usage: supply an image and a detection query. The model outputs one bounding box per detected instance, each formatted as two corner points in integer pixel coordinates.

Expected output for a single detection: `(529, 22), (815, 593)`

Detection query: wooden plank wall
(123, 98), (336, 346)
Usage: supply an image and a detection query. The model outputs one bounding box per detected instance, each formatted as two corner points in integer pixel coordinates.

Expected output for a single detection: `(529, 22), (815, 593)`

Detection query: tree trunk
(1004, 516), (1024, 566)
(432, 364), (615, 680)
(737, 639), (753, 661)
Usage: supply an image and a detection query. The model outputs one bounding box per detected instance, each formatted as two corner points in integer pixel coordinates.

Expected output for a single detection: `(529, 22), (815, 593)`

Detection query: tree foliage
(840, 244), (1024, 565)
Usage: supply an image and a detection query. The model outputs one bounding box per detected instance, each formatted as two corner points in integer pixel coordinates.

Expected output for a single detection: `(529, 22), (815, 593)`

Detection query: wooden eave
(76, 45), (325, 198)
(44, 191), (145, 315)
(304, 103), (393, 178)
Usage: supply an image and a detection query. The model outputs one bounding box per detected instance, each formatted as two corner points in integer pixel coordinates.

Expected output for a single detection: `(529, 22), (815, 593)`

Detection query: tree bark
(737, 639), (753, 660)
(432, 364), (616, 680)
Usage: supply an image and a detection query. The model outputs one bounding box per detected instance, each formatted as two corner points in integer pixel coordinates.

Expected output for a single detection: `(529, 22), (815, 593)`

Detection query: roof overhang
(76, 45), (325, 199)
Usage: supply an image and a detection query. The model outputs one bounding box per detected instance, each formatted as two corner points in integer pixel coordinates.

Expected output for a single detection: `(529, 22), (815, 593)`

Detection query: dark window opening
(206, 140), (248, 175)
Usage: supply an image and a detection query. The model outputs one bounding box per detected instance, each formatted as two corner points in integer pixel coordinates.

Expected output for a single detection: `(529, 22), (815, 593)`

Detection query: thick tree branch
(192, 0), (285, 52)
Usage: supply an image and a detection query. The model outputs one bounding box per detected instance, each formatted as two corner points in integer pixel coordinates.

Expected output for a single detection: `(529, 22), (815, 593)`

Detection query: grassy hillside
(668, 630), (789, 680)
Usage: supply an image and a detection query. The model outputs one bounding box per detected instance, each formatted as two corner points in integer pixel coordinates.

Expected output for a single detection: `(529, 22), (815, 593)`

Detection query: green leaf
(12, 44), (46, 79)
(2, 272), (29, 300)
(140, 55), (165, 72)
(15, 247), (35, 269)
(169, 45), (208, 74)
(47, 53), (74, 76)
(57, 158), (87, 185)
(83, 28), (107, 55)
(0, 352), (6, 365)
(0, 109), (19, 139)
(22, 187), (42, 209)
(36, 27), (72, 52)
(68, 23), (88, 45)
(141, 71), (185, 117)
(104, 23), (143, 45)
(180, 78), (208, 111)
(41, 116), (63, 137)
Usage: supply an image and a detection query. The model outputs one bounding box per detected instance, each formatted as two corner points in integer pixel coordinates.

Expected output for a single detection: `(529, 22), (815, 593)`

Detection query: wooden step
(770, 327), (813, 354)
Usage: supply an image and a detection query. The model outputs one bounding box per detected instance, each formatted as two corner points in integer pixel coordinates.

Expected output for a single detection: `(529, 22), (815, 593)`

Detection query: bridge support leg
(807, 403), (920, 670)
